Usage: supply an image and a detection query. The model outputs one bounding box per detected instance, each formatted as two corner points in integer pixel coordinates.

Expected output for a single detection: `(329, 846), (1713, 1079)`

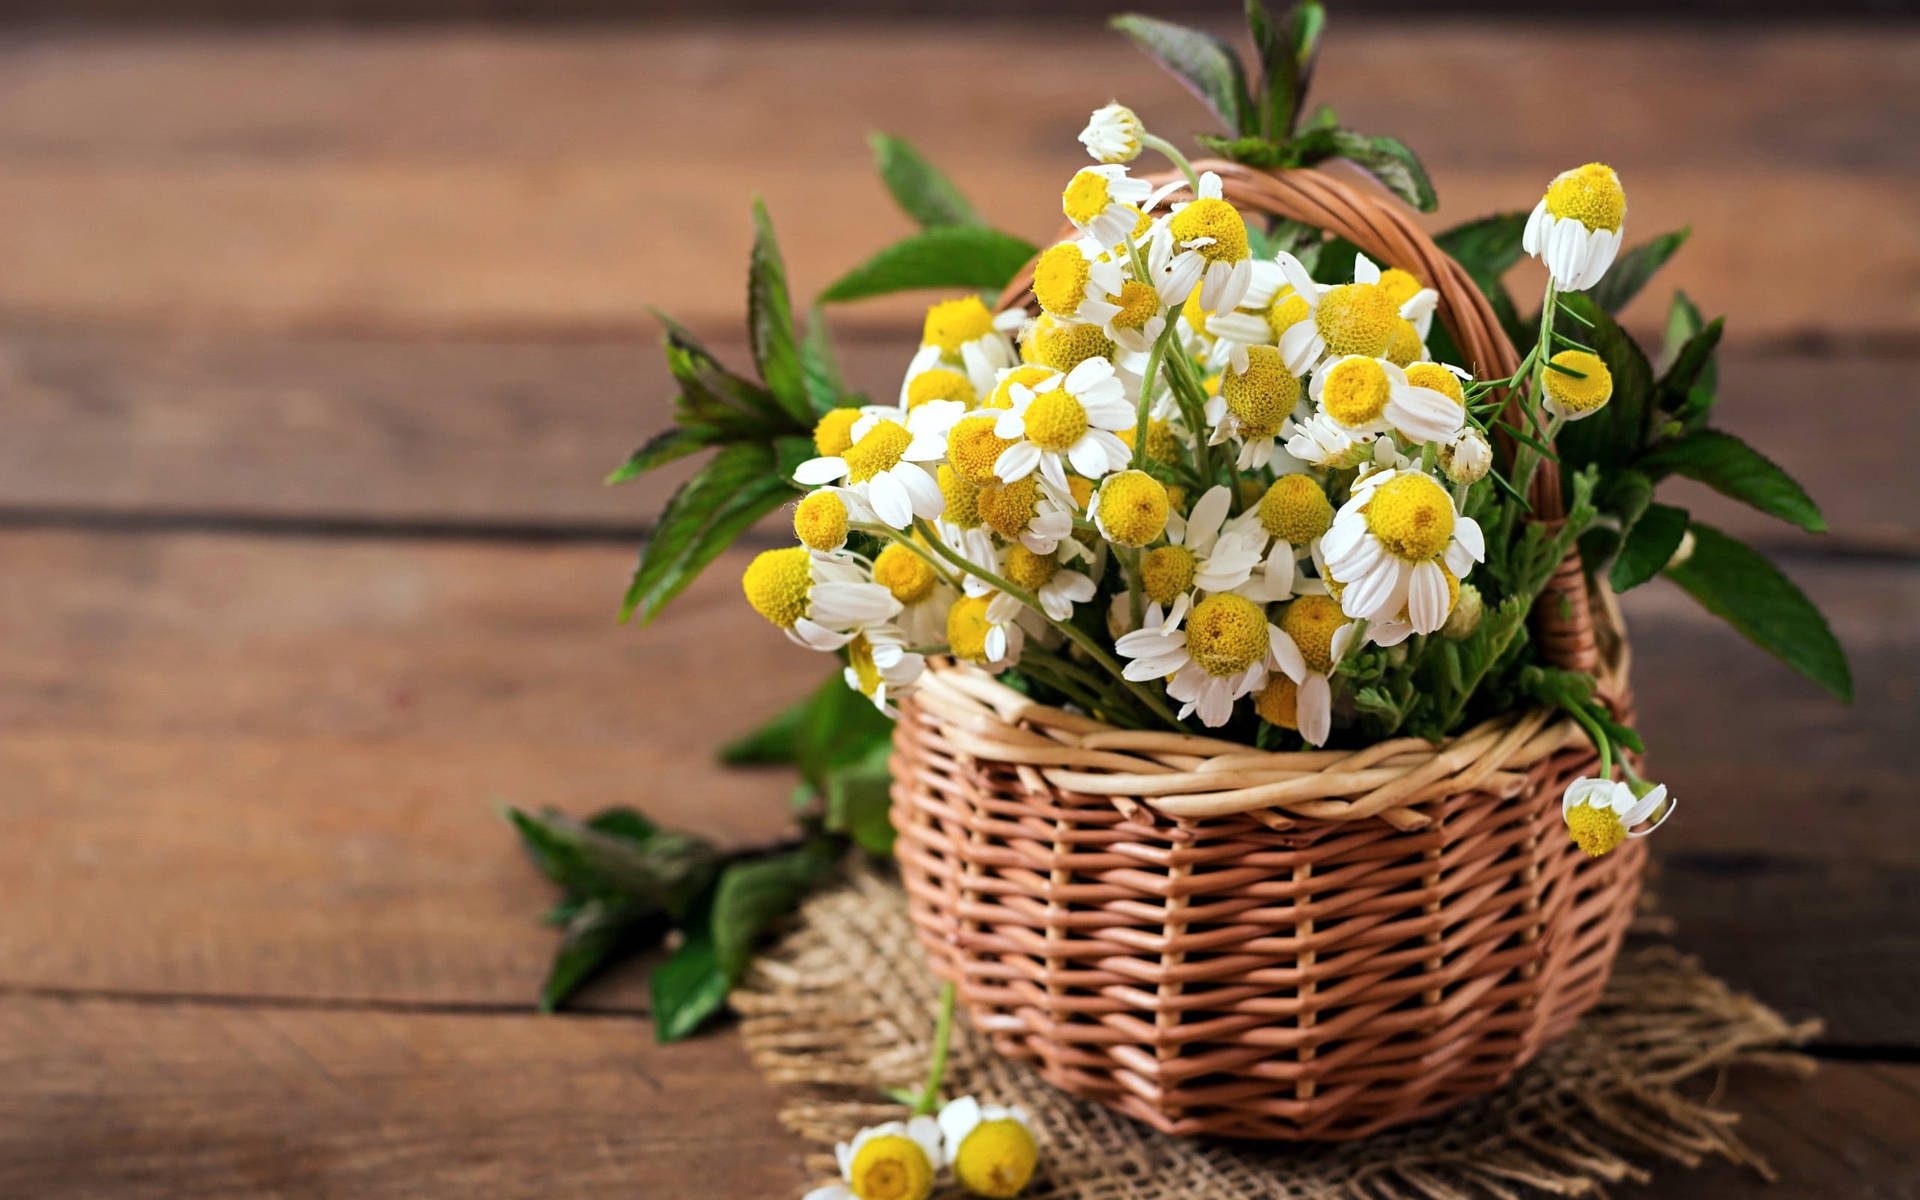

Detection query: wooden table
(2, 22), (1915, 1198)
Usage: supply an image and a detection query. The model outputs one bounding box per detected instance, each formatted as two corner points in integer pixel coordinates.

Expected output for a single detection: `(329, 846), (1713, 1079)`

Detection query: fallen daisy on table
(804, 1116), (946, 1200)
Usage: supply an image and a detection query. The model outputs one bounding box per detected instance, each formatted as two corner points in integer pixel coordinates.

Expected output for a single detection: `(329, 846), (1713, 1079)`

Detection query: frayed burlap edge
(734, 863), (1822, 1200)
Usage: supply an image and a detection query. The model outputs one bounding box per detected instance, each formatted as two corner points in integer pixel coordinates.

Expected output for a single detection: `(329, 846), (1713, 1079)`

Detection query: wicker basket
(888, 162), (1645, 1141)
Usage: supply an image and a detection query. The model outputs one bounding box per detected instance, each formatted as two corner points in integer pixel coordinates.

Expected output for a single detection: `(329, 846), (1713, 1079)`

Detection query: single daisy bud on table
(939, 1096), (1040, 1198)
(804, 1115), (945, 1200)
(1522, 163), (1627, 292)
(1562, 777), (1676, 858)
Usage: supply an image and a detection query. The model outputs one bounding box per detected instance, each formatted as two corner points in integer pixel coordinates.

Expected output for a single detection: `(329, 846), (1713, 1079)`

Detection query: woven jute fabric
(736, 867), (1820, 1200)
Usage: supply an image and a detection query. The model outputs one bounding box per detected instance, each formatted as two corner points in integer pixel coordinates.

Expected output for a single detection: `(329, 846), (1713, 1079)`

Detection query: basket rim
(905, 587), (1630, 831)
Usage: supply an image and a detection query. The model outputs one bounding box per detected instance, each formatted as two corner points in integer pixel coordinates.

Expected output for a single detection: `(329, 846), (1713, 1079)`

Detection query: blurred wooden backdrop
(0, 11), (1915, 1199)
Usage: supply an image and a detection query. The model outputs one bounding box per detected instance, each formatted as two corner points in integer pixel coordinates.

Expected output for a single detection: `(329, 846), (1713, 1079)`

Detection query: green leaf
(794, 674), (895, 788)
(1281, 1), (1326, 100)
(799, 305), (846, 415)
(820, 226), (1039, 304)
(1658, 290), (1704, 375)
(1290, 129), (1437, 212)
(823, 743), (897, 857)
(506, 807), (721, 918)
(747, 199), (812, 424)
(710, 840), (839, 981)
(1435, 212), (1528, 280)
(606, 426), (720, 485)
(651, 926), (729, 1043)
(1551, 293), (1655, 478)
(1664, 523), (1852, 702)
(586, 807), (658, 844)
(1638, 429), (1825, 533)
(619, 442), (793, 625)
(719, 691), (812, 767)
(540, 898), (668, 1013)
(1245, 0), (1298, 140)
(1194, 133), (1288, 169)
(1656, 316), (1724, 431)
(1111, 14), (1254, 135)
(868, 132), (981, 229)
(654, 310), (786, 430)
(1585, 228), (1689, 316)
(1609, 502), (1689, 592)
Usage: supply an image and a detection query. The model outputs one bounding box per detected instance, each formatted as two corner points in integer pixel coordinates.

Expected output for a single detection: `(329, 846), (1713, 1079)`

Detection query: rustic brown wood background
(2, 19), (1916, 1199)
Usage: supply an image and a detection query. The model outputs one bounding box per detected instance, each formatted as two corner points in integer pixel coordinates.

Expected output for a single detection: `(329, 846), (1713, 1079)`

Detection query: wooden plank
(0, 28), (1908, 336)
(0, 530), (1913, 1047)
(0, 993), (804, 1200)
(0, 325), (1908, 553)
(0, 991), (1910, 1199)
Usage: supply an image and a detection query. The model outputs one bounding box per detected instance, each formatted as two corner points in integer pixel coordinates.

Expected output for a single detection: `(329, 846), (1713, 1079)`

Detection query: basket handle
(995, 161), (1599, 672)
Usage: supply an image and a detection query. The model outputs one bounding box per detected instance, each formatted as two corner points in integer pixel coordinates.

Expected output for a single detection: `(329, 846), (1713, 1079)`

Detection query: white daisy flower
(1031, 242), (1168, 357)
(939, 1096), (1040, 1199)
(1320, 465), (1485, 633)
(975, 471), (1080, 557)
(793, 402), (965, 529)
(1149, 172), (1254, 313)
(947, 592), (1027, 672)
(1563, 777), (1675, 857)
(871, 539), (958, 648)
(1272, 251), (1441, 376)
(991, 357), (1134, 494)
(1284, 410), (1375, 469)
(1263, 593), (1360, 747)
(915, 295), (1023, 396)
(1523, 163), (1626, 292)
(1308, 354), (1465, 447)
(741, 546), (903, 652)
(843, 626), (925, 716)
(806, 1116), (945, 1200)
(995, 539), (1097, 621)
(1078, 102), (1145, 164)
(1062, 163), (1152, 245)
(1115, 591), (1285, 727)
(1205, 344), (1309, 471)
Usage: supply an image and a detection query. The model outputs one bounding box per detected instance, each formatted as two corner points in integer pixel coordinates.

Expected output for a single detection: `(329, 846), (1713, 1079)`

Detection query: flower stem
(913, 519), (1187, 732)
(909, 981), (956, 1117)
(1141, 133), (1201, 196)
(1134, 318), (1181, 469)
(1511, 280), (1560, 504)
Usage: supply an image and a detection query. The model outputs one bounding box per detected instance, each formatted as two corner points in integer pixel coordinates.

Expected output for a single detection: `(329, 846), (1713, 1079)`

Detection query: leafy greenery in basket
(509, 1), (1847, 1041)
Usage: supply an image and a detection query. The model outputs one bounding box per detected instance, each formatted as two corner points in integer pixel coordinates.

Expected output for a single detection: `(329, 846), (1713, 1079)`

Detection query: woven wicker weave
(888, 163), (1645, 1140)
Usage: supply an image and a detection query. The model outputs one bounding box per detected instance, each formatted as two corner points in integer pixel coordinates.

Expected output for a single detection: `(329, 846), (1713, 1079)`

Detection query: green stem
(1133, 319), (1181, 469)
(910, 981), (956, 1117)
(1511, 281), (1560, 504)
(1141, 133), (1201, 195)
(1565, 705), (1615, 782)
(853, 522), (963, 591)
(913, 519), (1188, 732)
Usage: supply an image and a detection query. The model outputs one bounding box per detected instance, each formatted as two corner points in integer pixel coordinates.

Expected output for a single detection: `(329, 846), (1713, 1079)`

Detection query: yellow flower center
(1403, 363), (1465, 408)
(741, 546), (811, 629)
(843, 420), (913, 483)
(1266, 293), (1310, 343)
(1319, 356), (1392, 428)
(848, 1134), (936, 1200)
(1067, 473), (1094, 510)
(945, 595), (995, 664)
(985, 365), (1058, 410)
(814, 407), (863, 458)
(1544, 350), (1614, 414)
(846, 633), (883, 698)
(1185, 593), (1270, 677)
(1118, 418), (1179, 463)
(1385, 318), (1424, 367)
(1025, 314), (1114, 373)
(1168, 198), (1249, 263)
(938, 464), (981, 528)
(906, 367), (975, 410)
(1544, 163), (1626, 233)
(1096, 469), (1170, 548)
(1258, 474), (1333, 545)
(1032, 243), (1092, 318)
(947, 415), (1016, 485)
(1139, 544), (1198, 605)
(1253, 675), (1298, 729)
(923, 296), (996, 357)
(1022, 388), (1089, 451)
(977, 476), (1041, 539)
(1003, 544), (1059, 592)
(1280, 593), (1347, 674)
(952, 1119), (1040, 1200)
(1222, 346), (1300, 438)
(1314, 283), (1399, 359)
(1108, 279), (1161, 330)
(1062, 169), (1114, 227)
(793, 490), (848, 552)
(1566, 803), (1627, 858)
(1375, 267), (1423, 308)
(1364, 473), (1457, 561)
(873, 543), (937, 605)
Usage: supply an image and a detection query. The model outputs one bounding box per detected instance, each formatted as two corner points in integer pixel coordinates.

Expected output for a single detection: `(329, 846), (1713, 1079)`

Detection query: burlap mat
(734, 864), (1822, 1200)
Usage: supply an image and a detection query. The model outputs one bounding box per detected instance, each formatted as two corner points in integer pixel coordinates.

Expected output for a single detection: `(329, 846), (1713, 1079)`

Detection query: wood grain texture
(0, 993), (803, 1200)
(0, 325), (1906, 553)
(0, 27), (1908, 336)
